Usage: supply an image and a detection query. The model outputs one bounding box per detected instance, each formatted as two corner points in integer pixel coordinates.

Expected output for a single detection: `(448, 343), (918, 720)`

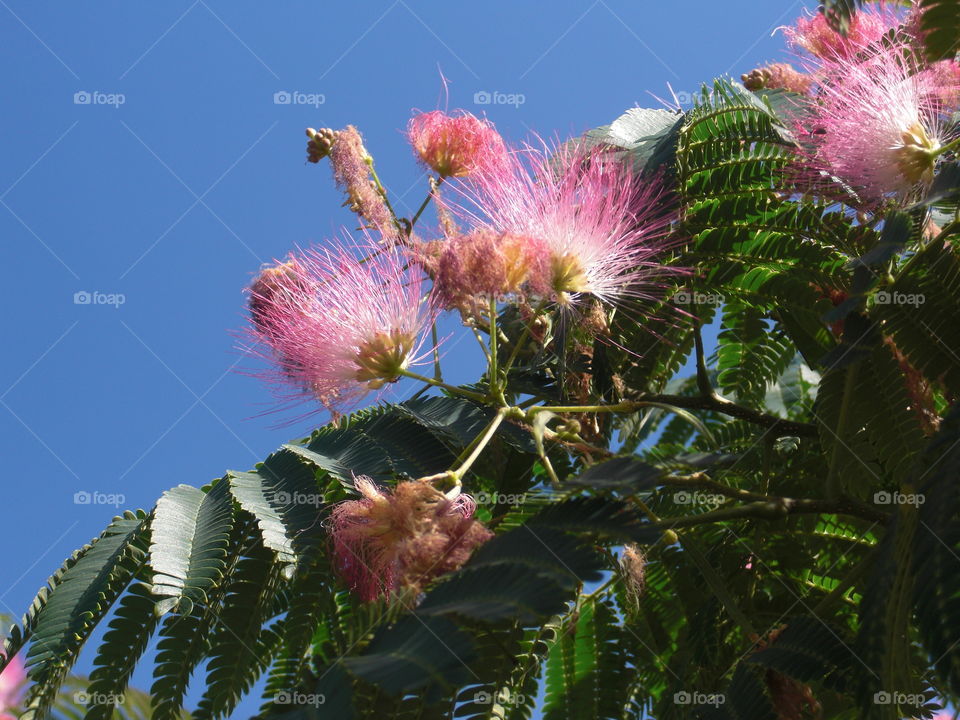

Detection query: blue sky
(0, 1), (798, 716)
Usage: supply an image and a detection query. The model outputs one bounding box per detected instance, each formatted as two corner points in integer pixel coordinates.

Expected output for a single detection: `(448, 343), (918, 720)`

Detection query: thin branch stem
(652, 496), (889, 528)
(694, 323), (713, 397)
(431, 322), (442, 382)
(410, 176), (444, 229)
(526, 396), (816, 437)
(420, 407), (508, 491)
(398, 369), (487, 403)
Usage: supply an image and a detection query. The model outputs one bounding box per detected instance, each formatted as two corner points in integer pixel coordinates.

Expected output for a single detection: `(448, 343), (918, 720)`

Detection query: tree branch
(624, 393), (819, 438)
(652, 496), (889, 528)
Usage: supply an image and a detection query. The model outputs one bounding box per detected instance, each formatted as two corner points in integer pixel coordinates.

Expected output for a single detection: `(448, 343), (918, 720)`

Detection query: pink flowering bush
(10, 3), (960, 720)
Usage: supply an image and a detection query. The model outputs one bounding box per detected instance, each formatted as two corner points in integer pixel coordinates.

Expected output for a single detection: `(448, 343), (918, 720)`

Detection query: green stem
(488, 298), (503, 402)
(470, 324), (493, 362)
(365, 159), (400, 226)
(527, 402), (633, 416)
(652, 496), (889, 528)
(527, 395), (817, 436)
(431, 322), (442, 382)
(423, 407), (508, 491)
(410, 176), (444, 229)
(934, 136), (960, 157)
(398, 368), (487, 403)
(501, 302), (547, 376)
(452, 407), (507, 481)
(583, 574), (617, 602)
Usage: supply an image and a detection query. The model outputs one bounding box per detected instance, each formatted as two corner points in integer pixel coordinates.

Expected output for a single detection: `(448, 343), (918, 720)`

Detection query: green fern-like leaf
(22, 511), (149, 720)
(150, 480), (234, 615)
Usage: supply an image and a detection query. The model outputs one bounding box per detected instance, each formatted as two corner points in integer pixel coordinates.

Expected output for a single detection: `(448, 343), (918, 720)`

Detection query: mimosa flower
(444, 140), (679, 310)
(330, 476), (493, 602)
(244, 239), (435, 415)
(407, 110), (508, 178)
(798, 46), (958, 205)
(780, 7), (898, 59)
(432, 229), (548, 312)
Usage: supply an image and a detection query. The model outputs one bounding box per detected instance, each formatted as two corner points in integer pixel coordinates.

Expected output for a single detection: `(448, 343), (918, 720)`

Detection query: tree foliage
(5, 3), (960, 719)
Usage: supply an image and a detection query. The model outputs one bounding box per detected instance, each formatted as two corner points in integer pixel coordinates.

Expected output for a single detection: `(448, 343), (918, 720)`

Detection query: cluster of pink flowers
(246, 111), (682, 600)
(782, 3), (960, 206)
(781, 7), (897, 59)
(249, 111), (681, 418)
(441, 139), (678, 310)
(329, 476), (493, 602)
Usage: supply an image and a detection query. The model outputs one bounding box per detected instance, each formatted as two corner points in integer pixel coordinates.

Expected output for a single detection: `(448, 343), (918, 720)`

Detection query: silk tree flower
(430, 229), (549, 313)
(797, 46), (959, 205)
(780, 6), (899, 60)
(244, 239), (435, 415)
(0, 654), (25, 719)
(443, 140), (678, 310)
(330, 476), (493, 602)
(407, 110), (508, 178)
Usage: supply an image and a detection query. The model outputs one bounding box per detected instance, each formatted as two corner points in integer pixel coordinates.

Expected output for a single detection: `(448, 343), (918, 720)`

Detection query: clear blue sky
(0, 1), (798, 716)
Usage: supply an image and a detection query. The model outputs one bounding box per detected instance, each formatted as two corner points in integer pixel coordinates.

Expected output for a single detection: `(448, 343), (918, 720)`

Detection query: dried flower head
(433, 229), (548, 312)
(408, 110), (508, 178)
(619, 543), (647, 606)
(330, 476), (493, 602)
(244, 239), (435, 415)
(444, 140), (679, 311)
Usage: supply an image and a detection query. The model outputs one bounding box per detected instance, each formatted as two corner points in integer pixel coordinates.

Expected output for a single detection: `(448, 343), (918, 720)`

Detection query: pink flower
(407, 110), (508, 178)
(798, 45), (958, 205)
(780, 6), (899, 60)
(444, 140), (678, 310)
(430, 229), (548, 313)
(0, 654), (26, 713)
(244, 239), (435, 415)
(330, 476), (493, 602)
